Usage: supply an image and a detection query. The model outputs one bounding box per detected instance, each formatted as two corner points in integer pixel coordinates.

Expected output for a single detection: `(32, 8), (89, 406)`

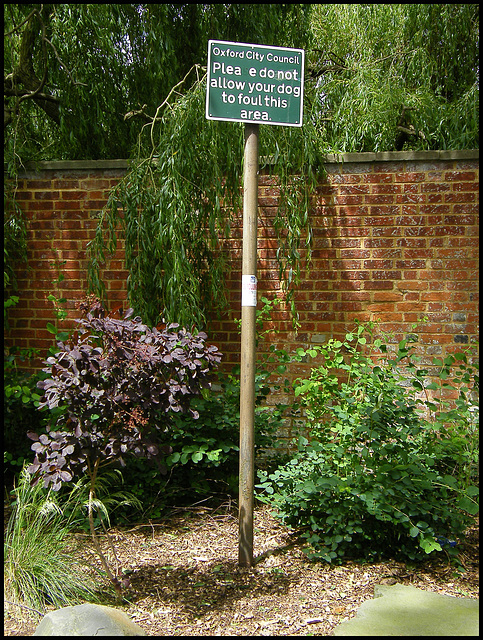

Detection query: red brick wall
(248, 152), (479, 362)
(5, 152), (479, 430)
(5, 161), (130, 365)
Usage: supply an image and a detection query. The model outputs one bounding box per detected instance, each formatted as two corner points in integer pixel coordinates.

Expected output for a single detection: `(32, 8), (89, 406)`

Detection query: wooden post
(238, 123), (259, 567)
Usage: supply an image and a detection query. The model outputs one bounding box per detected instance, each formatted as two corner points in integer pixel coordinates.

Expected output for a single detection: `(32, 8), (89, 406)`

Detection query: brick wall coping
(13, 149), (479, 173)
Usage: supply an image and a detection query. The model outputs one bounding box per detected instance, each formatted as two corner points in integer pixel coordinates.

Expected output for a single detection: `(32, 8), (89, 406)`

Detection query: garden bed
(4, 504), (478, 636)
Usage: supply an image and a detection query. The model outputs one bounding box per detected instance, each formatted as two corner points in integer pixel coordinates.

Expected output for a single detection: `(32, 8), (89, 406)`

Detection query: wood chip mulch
(4, 504), (479, 636)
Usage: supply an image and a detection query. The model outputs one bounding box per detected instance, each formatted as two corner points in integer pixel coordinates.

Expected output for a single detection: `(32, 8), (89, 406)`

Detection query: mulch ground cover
(4, 503), (479, 636)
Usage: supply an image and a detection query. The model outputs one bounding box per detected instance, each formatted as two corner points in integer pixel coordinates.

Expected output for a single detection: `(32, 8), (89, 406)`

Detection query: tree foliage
(4, 4), (311, 162)
(307, 4), (479, 151)
(4, 4), (478, 163)
(87, 74), (322, 327)
(4, 4), (479, 326)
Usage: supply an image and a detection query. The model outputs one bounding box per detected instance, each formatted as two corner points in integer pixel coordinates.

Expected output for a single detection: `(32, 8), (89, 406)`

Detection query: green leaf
(167, 452), (180, 465)
(420, 536), (442, 554)
(458, 495), (479, 515)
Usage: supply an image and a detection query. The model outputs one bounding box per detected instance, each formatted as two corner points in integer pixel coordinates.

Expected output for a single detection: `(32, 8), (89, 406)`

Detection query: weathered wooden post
(206, 39), (304, 567)
(238, 122), (259, 567)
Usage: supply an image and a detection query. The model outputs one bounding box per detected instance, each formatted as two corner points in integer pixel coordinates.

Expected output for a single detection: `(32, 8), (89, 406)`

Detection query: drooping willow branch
(87, 70), (324, 329)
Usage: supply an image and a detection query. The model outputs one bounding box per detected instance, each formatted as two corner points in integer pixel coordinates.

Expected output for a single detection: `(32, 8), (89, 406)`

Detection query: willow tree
(5, 4), (479, 326)
(5, 4), (477, 161)
(4, 4), (311, 162)
(4, 3), (314, 317)
(85, 3), (479, 328)
(87, 70), (323, 327)
(308, 4), (479, 151)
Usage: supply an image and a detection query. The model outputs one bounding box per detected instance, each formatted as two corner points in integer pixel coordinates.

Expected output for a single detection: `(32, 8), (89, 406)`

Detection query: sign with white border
(206, 40), (304, 127)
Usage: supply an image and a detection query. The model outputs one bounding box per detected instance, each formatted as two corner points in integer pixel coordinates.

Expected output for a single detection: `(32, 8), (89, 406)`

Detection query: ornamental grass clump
(257, 322), (479, 565)
(27, 299), (222, 593)
(4, 466), (99, 619)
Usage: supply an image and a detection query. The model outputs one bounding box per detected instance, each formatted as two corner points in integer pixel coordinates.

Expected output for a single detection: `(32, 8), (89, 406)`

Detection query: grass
(4, 466), (100, 618)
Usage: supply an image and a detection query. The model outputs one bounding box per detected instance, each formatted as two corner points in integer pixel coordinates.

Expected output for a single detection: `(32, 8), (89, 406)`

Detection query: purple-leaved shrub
(28, 300), (222, 490)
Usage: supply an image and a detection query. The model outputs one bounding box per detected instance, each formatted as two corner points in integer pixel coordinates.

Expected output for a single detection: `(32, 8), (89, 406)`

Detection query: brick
(28, 200), (54, 211)
(452, 203), (478, 215)
(80, 178), (112, 189)
(364, 215), (396, 226)
(396, 193), (426, 204)
(373, 291), (404, 302)
(445, 192), (476, 203)
(403, 226), (435, 237)
(61, 190), (86, 200)
(365, 194), (397, 205)
(371, 270), (401, 280)
(452, 181), (479, 192)
(56, 200), (82, 210)
(27, 180), (52, 189)
(35, 190), (59, 200)
(363, 281), (394, 290)
(364, 238), (396, 248)
(395, 260), (427, 269)
(364, 173), (393, 183)
(444, 171), (476, 182)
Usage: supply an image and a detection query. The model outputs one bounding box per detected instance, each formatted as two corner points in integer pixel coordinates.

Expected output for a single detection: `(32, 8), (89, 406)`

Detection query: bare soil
(4, 504), (479, 636)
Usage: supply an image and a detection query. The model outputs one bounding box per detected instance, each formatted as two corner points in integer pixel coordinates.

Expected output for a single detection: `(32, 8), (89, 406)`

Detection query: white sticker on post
(242, 275), (257, 307)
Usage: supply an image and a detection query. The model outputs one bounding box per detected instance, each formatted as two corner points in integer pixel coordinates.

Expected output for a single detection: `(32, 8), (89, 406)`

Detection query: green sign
(206, 40), (304, 127)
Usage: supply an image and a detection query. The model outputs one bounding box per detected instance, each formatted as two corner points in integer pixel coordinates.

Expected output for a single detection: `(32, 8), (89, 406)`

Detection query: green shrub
(412, 350), (479, 490)
(257, 323), (479, 564)
(110, 366), (288, 518)
(4, 346), (44, 484)
(111, 295), (291, 518)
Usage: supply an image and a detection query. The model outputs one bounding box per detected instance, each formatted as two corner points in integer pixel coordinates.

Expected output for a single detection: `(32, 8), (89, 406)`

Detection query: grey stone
(33, 603), (147, 636)
(333, 583), (478, 636)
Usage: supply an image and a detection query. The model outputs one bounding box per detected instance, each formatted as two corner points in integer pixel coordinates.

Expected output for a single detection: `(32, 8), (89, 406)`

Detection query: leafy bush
(112, 295), (291, 518)
(4, 346), (43, 483)
(166, 366), (287, 496)
(28, 300), (221, 489)
(4, 288), (75, 486)
(27, 300), (221, 593)
(411, 350), (479, 490)
(108, 366), (288, 519)
(257, 323), (479, 564)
